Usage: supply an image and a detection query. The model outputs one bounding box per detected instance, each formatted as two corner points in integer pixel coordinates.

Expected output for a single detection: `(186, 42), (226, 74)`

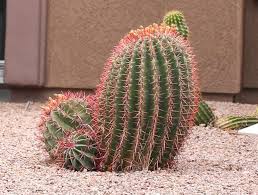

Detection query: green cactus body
(195, 101), (215, 126)
(216, 116), (258, 130)
(163, 10), (189, 39)
(60, 130), (97, 171)
(39, 93), (97, 171)
(94, 24), (199, 171)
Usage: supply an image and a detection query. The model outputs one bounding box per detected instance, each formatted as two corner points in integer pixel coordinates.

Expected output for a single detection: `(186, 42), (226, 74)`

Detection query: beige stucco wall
(46, 0), (244, 94)
(46, 0), (166, 89)
(165, 0), (244, 94)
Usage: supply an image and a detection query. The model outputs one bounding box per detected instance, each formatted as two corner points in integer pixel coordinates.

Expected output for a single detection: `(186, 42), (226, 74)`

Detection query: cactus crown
(163, 10), (189, 39)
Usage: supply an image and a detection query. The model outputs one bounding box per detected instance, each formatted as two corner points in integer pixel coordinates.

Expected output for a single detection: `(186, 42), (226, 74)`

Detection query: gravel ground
(0, 101), (258, 194)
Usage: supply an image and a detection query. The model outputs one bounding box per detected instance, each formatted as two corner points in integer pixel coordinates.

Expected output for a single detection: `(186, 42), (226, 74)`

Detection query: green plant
(93, 24), (199, 171)
(39, 92), (97, 171)
(215, 116), (258, 130)
(55, 129), (97, 171)
(195, 101), (215, 126)
(163, 10), (189, 39)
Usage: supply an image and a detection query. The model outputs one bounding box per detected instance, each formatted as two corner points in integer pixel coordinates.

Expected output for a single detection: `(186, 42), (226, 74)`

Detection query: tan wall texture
(165, 0), (244, 94)
(46, 0), (244, 94)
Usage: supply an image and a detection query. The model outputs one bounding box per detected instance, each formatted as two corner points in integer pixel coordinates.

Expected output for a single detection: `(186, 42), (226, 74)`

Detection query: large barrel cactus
(39, 92), (97, 171)
(93, 24), (199, 171)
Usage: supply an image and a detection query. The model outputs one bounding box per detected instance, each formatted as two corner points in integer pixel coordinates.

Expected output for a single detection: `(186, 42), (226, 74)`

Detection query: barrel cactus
(93, 24), (200, 171)
(163, 10), (189, 39)
(195, 101), (215, 126)
(55, 129), (97, 171)
(39, 92), (97, 171)
(216, 116), (258, 130)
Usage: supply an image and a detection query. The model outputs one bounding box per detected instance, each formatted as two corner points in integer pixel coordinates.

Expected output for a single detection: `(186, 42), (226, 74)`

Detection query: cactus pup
(195, 101), (215, 126)
(163, 10), (189, 39)
(39, 92), (97, 171)
(216, 116), (258, 130)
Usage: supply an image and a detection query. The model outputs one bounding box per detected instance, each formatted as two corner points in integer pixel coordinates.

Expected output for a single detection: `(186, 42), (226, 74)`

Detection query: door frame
(4, 0), (47, 86)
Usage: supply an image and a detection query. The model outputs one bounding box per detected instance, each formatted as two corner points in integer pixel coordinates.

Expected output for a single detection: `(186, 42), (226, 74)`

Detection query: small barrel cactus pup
(195, 101), (215, 126)
(39, 92), (97, 171)
(93, 24), (200, 171)
(216, 116), (258, 131)
(216, 104), (258, 130)
(163, 10), (189, 39)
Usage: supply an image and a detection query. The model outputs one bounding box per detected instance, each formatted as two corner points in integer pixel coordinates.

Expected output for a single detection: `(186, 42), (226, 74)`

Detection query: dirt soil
(0, 101), (257, 194)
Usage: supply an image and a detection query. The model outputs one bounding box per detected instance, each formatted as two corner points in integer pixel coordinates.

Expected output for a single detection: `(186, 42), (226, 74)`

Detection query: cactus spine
(216, 116), (258, 130)
(195, 101), (215, 126)
(94, 24), (199, 171)
(163, 10), (189, 39)
(39, 92), (97, 171)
